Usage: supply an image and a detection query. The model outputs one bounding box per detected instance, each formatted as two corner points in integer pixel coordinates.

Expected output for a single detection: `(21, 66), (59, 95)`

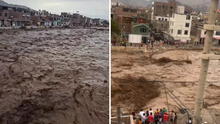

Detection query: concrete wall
(200, 29), (220, 38)
(155, 16), (170, 21)
(169, 14), (192, 42)
(176, 6), (185, 14)
(131, 24), (150, 36)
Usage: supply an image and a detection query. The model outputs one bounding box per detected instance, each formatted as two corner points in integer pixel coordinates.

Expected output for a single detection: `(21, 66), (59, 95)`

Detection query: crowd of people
(132, 108), (177, 124)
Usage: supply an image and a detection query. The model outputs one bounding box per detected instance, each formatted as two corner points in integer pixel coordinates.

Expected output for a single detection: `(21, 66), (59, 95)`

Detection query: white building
(200, 29), (220, 38)
(169, 13), (192, 42)
(200, 29), (220, 45)
(176, 5), (185, 14)
(155, 16), (170, 21)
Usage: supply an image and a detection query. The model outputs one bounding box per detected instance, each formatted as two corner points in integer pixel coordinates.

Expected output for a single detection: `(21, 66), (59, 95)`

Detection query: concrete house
(129, 24), (151, 43)
(151, 0), (176, 32)
(51, 14), (62, 27)
(199, 29), (220, 45)
(0, 0), (32, 28)
(61, 12), (72, 26)
(169, 13), (192, 42)
(112, 5), (138, 38)
(0, 0), (102, 28)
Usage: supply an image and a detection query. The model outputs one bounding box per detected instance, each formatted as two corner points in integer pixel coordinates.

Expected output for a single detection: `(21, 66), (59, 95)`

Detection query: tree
(111, 20), (121, 45)
(111, 20), (121, 35)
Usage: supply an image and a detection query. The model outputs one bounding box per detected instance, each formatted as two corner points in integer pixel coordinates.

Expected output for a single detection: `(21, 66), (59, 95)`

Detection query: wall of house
(151, 1), (176, 33)
(199, 29), (220, 45)
(0, 4), (106, 28)
(132, 24), (150, 36)
(176, 5), (185, 14)
(152, 20), (169, 32)
(152, 1), (176, 18)
(112, 6), (138, 17)
(155, 16), (170, 21)
(169, 13), (192, 42)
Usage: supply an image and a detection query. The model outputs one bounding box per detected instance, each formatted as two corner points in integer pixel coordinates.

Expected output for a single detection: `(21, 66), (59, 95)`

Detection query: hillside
(112, 0), (213, 12)
(0, 0), (31, 10)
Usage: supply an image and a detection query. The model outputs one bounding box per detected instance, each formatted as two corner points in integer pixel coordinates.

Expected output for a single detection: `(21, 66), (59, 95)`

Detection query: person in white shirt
(139, 109), (147, 124)
(149, 108), (154, 116)
(139, 110), (145, 117)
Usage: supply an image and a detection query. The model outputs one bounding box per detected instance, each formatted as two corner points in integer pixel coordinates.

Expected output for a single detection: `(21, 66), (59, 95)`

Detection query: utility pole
(194, 0), (219, 124)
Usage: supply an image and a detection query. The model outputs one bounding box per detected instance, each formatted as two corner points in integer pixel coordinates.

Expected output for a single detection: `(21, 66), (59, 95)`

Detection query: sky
(4, 0), (109, 20)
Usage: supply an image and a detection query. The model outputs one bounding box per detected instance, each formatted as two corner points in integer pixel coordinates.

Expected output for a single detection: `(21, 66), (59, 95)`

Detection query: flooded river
(0, 28), (109, 124)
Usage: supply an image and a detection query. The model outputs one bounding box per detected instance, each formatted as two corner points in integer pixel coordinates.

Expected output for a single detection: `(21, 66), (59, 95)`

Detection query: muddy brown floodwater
(0, 28), (109, 124)
(112, 47), (220, 118)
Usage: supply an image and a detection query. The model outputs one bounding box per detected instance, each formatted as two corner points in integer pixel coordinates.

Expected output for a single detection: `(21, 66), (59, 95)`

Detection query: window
(142, 37), (147, 43)
(170, 29), (173, 34)
(165, 19), (167, 21)
(131, 9), (137, 13)
(123, 8), (129, 12)
(216, 31), (220, 35)
(178, 30), (182, 35)
(5, 13), (7, 17)
(186, 15), (191, 20)
(158, 18), (161, 21)
(185, 23), (190, 27)
(140, 28), (147, 33)
(184, 30), (188, 35)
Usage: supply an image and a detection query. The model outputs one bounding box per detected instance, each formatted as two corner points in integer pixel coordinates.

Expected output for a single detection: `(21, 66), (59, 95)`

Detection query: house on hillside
(0, 0), (32, 27)
(0, 0), (100, 28)
(0, 9), (31, 27)
(92, 18), (102, 26)
(84, 17), (92, 27)
(151, 1), (176, 32)
(50, 14), (62, 27)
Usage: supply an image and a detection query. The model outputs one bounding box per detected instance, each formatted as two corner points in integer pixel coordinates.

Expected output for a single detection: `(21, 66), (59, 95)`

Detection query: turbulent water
(0, 28), (109, 124)
(112, 48), (220, 114)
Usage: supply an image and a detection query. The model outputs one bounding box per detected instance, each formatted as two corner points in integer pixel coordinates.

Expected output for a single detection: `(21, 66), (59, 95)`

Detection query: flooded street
(0, 28), (109, 124)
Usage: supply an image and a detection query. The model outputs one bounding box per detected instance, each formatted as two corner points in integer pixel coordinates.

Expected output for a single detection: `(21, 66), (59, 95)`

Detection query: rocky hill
(0, 0), (31, 10)
(112, 0), (214, 12)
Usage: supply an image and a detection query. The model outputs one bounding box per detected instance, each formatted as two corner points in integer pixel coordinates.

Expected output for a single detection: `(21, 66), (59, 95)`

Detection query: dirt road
(0, 28), (109, 124)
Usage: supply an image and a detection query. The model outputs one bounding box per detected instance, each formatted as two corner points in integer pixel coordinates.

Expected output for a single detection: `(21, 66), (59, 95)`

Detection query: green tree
(111, 20), (121, 35)
(111, 20), (121, 45)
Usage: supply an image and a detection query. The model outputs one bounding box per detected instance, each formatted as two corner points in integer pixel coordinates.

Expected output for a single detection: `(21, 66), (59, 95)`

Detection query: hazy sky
(4, 0), (109, 19)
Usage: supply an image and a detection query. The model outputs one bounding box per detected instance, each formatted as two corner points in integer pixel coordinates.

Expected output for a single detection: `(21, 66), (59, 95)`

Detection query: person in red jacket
(148, 113), (154, 124)
(163, 112), (169, 124)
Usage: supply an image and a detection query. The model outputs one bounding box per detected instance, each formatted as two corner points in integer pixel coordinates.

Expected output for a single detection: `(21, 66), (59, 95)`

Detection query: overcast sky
(4, 0), (109, 19)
